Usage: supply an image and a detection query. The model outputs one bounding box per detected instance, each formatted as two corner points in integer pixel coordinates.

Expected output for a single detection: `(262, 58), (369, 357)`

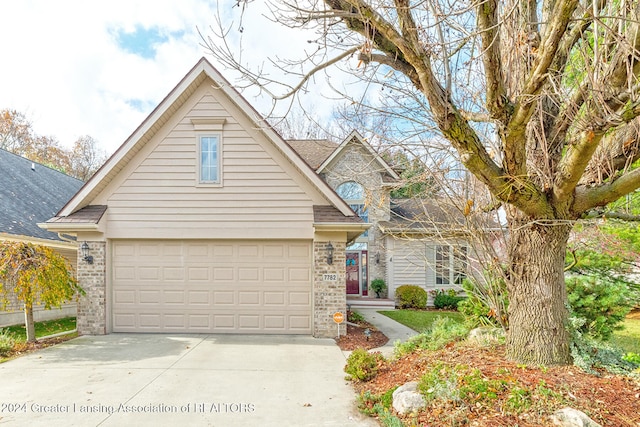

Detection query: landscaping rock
(549, 407), (602, 427)
(392, 381), (426, 415)
(467, 326), (505, 346)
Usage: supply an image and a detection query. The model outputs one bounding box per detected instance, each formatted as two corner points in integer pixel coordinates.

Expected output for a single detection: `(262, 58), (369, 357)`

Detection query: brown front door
(346, 252), (360, 294)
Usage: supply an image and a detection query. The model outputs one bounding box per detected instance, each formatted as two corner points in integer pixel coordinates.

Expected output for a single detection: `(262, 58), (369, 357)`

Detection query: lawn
(2, 316), (76, 343)
(611, 317), (640, 354)
(382, 310), (640, 354)
(379, 309), (464, 332)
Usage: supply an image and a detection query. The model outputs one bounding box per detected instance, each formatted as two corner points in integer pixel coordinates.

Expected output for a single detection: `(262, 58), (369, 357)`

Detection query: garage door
(111, 240), (312, 334)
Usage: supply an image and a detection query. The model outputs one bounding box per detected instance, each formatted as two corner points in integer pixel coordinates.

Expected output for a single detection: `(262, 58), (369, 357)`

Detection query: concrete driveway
(0, 334), (377, 426)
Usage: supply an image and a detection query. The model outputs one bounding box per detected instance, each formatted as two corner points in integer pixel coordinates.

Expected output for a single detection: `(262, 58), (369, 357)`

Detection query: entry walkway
(355, 308), (419, 357)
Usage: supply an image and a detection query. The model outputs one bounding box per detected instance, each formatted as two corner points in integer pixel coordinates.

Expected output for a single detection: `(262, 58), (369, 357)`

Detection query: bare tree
(0, 109), (34, 153)
(66, 136), (108, 181)
(0, 109), (106, 181)
(203, 0), (640, 365)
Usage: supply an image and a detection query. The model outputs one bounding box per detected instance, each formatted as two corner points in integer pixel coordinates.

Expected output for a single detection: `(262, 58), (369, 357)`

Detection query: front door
(346, 252), (360, 294)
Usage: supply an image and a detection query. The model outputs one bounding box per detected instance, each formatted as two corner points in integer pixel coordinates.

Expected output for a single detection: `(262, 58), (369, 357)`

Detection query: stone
(467, 326), (505, 346)
(549, 407), (602, 427)
(392, 381), (426, 415)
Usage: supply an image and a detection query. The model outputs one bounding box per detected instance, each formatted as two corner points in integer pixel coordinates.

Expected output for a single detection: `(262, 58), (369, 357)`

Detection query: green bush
(395, 285), (428, 309)
(0, 329), (15, 356)
(394, 316), (469, 357)
(431, 289), (465, 310)
(370, 278), (387, 296)
(458, 276), (508, 329)
(569, 317), (639, 375)
(567, 276), (633, 341)
(344, 348), (383, 381)
(622, 352), (640, 365)
(347, 310), (365, 323)
(460, 273), (631, 342)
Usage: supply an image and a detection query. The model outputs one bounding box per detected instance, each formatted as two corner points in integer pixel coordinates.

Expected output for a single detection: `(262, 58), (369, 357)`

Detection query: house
(40, 57), (472, 337)
(288, 133), (470, 303)
(40, 58), (368, 338)
(0, 149), (84, 326)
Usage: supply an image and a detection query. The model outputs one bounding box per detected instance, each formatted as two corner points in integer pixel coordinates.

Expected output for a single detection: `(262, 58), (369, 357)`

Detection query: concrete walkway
(0, 334), (378, 427)
(355, 308), (419, 357)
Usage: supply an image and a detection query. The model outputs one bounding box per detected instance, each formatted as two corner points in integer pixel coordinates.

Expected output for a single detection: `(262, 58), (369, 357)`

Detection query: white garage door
(111, 240), (312, 334)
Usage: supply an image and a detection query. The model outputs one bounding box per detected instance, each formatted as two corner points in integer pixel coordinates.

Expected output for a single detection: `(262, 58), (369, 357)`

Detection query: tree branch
(583, 210), (640, 222)
(503, 0), (580, 177)
(573, 167), (640, 214)
(477, 0), (509, 123)
(324, 0), (552, 218)
(553, 130), (605, 206)
(271, 46), (362, 100)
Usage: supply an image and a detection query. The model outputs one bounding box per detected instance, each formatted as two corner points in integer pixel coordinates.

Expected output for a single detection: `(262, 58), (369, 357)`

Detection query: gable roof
(316, 130), (400, 182)
(287, 139), (339, 170)
(50, 57), (356, 223)
(0, 149), (83, 242)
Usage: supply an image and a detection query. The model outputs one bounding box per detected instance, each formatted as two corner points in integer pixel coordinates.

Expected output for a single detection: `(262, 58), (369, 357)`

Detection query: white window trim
(435, 244), (468, 286)
(191, 118), (225, 187)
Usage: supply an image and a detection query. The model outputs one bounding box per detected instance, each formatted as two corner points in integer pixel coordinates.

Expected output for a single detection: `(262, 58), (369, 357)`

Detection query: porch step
(347, 297), (395, 310)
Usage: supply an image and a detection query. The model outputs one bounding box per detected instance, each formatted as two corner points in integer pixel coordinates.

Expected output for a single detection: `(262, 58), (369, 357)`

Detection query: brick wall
(76, 241), (107, 335)
(323, 140), (391, 293)
(313, 241), (347, 337)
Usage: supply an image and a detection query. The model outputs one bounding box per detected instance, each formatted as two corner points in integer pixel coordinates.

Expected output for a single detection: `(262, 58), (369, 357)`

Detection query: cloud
(0, 0), (219, 153)
(0, 0), (366, 155)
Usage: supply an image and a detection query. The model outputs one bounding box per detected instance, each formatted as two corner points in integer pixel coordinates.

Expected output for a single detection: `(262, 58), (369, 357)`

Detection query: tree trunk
(505, 219), (572, 365)
(24, 304), (36, 343)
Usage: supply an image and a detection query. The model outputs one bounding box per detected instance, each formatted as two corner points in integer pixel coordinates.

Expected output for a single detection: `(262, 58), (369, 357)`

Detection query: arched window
(337, 182), (368, 235)
(337, 181), (364, 200)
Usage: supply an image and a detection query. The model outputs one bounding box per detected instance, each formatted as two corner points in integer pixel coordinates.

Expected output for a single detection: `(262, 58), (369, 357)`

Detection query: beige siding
(111, 239), (312, 334)
(391, 239), (434, 290)
(96, 82), (326, 240)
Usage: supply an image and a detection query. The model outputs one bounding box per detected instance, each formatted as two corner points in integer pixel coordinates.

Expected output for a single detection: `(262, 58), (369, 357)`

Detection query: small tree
(0, 242), (83, 342)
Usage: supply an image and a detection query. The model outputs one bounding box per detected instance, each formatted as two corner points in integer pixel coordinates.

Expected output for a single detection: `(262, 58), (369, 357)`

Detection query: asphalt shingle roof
(287, 139), (339, 170)
(313, 205), (364, 224)
(0, 149), (84, 241)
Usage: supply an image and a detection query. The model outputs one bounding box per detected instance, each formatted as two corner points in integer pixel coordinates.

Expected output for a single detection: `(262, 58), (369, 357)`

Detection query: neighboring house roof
(43, 57), (358, 231)
(287, 139), (339, 170)
(0, 149), (83, 242)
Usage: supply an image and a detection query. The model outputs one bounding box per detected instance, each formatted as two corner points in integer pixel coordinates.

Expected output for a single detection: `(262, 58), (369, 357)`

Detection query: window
(453, 246), (467, 284)
(337, 181), (368, 236)
(435, 245), (467, 285)
(200, 136), (220, 183)
(337, 181), (364, 200)
(435, 245), (451, 285)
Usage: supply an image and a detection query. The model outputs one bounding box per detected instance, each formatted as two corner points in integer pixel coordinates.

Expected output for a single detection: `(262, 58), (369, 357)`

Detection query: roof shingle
(0, 149), (84, 241)
(287, 139), (338, 170)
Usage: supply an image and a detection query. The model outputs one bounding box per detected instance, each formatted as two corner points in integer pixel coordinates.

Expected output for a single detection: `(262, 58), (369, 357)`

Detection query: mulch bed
(335, 322), (389, 351)
(333, 312), (640, 426)
(349, 342), (640, 426)
(1, 333), (77, 361)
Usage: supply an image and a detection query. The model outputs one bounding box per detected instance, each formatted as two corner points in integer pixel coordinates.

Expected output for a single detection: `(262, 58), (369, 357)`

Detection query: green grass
(611, 317), (640, 354)
(379, 309), (464, 332)
(2, 317), (76, 343)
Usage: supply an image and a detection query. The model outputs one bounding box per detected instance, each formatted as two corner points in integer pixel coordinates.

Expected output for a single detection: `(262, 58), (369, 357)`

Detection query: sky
(0, 1), (342, 155)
